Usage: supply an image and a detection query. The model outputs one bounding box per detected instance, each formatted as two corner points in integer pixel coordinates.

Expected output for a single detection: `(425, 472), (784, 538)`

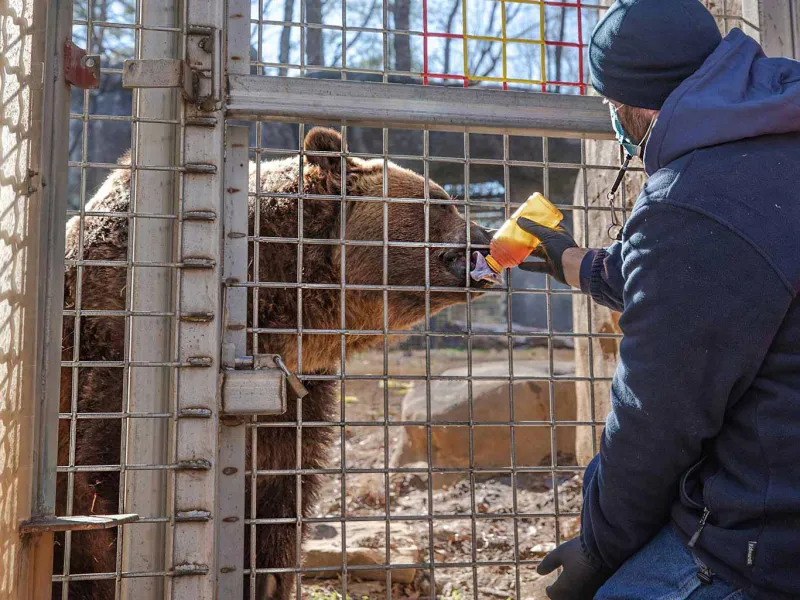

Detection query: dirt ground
(301, 347), (584, 599)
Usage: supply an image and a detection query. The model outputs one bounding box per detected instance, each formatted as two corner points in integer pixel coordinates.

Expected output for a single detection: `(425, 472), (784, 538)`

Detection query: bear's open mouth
(442, 248), (497, 288)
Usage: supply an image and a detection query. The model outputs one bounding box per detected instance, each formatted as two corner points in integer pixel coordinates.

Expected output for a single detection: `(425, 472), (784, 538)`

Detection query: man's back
(648, 129), (800, 600)
(581, 28), (800, 600)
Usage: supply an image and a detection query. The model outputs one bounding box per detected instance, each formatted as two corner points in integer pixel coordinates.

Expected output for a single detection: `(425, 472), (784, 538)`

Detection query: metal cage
(7, 0), (793, 599)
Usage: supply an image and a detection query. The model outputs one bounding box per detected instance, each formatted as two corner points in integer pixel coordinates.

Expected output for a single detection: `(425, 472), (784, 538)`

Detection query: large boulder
(303, 521), (419, 584)
(392, 361), (577, 487)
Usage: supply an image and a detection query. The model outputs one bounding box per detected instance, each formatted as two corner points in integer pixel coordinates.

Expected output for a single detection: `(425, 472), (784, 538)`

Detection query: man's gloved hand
(516, 218), (578, 285)
(536, 538), (613, 600)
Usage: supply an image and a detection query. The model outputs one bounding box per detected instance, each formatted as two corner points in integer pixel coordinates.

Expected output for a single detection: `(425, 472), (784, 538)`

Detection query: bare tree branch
(469, 3), (499, 76)
(306, 0), (324, 67)
(278, 0), (296, 75)
(393, 0), (411, 71)
(554, 7), (566, 92)
(443, 0), (460, 75)
(330, 0), (380, 67)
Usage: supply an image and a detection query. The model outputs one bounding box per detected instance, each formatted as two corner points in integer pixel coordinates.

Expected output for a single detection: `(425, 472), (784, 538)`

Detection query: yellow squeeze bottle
(484, 193), (563, 273)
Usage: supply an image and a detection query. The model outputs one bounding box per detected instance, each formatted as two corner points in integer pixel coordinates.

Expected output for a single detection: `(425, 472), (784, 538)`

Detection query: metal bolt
(198, 36), (212, 53)
(84, 57), (96, 68)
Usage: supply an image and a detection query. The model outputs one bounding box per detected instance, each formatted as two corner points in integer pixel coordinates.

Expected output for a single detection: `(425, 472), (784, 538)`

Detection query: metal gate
(14, 0), (772, 598)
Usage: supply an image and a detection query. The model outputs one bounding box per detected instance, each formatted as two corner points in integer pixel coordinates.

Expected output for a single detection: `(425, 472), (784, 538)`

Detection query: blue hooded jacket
(577, 29), (800, 599)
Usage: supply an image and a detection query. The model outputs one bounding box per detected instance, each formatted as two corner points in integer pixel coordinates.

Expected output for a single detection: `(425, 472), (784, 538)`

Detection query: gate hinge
(63, 40), (100, 89)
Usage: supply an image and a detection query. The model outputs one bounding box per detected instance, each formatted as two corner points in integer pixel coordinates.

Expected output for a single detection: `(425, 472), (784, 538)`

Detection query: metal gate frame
(215, 2), (614, 597)
(217, 6), (790, 599)
(213, 1), (780, 597)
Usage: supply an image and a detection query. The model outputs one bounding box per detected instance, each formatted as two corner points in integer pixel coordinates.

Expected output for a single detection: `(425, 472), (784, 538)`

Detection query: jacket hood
(644, 28), (800, 175)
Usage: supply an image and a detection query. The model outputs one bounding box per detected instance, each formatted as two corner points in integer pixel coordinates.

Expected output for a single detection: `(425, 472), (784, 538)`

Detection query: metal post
(215, 2), (251, 594)
(216, 126), (249, 599)
(120, 1), (181, 597)
(170, 0), (226, 597)
(0, 0), (55, 596)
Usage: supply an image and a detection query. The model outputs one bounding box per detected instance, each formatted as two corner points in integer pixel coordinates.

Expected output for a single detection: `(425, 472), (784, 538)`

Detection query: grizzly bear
(55, 127), (495, 599)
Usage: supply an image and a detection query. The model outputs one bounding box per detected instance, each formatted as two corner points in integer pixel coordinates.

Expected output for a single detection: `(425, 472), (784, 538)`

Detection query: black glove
(536, 538), (613, 600)
(516, 218), (578, 285)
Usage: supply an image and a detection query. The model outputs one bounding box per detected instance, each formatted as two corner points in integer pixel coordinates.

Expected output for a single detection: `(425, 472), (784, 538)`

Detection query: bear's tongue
(470, 251), (503, 285)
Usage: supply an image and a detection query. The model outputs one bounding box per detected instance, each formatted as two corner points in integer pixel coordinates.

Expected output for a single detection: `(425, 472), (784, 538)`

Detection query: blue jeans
(582, 456), (750, 600)
(593, 524), (750, 600)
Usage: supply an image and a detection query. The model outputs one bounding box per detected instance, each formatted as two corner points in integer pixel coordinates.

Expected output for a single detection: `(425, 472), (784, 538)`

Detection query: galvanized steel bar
(226, 74), (615, 139)
(119, 0), (180, 596)
(170, 0), (226, 597)
(1, 0), (64, 596)
(33, 0), (72, 533)
(216, 123), (250, 599)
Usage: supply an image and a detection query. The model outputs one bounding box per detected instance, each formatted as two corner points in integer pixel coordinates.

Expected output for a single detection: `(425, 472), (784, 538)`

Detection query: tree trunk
(306, 0), (323, 67)
(279, 0), (295, 76)
(393, 0), (411, 72)
(572, 142), (646, 465)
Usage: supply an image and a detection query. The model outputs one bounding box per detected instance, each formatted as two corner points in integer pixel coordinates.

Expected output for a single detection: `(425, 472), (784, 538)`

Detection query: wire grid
(241, 121), (635, 599)
(704, 0), (754, 35)
(249, 0), (604, 93)
(56, 0), (186, 596)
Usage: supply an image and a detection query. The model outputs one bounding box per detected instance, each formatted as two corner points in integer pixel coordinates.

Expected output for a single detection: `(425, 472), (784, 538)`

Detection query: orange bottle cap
(485, 255), (502, 273)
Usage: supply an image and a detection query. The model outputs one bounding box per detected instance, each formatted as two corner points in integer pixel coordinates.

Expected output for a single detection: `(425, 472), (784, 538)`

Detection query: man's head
(590, 0), (722, 111)
(606, 99), (659, 153)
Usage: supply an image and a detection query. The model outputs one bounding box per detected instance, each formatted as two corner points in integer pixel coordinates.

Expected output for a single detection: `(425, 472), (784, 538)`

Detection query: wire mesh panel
(249, 0), (603, 91)
(56, 0), (224, 597)
(58, 0), (180, 595)
(236, 120), (629, 599)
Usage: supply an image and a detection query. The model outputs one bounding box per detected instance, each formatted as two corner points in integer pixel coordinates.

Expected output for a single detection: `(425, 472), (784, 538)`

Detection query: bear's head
(303, 127), (496, 319)
(251, 127), (499, 371)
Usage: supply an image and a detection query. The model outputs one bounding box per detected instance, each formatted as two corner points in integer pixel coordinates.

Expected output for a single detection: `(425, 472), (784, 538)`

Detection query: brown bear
(55, 127), (495, 599)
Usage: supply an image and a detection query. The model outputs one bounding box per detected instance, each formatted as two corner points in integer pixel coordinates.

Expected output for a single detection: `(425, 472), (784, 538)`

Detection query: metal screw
(198, 36), (212, 53)
(83, 57), (96, 68)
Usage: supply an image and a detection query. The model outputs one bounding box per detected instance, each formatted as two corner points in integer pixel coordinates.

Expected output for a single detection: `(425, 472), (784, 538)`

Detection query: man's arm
(580, 201), (791, 571)
(562, 247), (590, 288)
(516, 219), (626, 312)
(574, 245), (625, 312)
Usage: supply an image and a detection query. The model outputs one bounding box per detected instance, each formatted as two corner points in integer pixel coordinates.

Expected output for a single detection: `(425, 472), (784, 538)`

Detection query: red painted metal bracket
(63, 40), (100, 89)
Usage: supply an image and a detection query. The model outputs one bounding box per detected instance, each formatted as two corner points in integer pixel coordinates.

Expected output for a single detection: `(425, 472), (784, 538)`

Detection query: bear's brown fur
(55, 128), (493, 599)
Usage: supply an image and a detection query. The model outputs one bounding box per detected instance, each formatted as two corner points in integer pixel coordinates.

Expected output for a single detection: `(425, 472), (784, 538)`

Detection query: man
(517, 1), (800, 599)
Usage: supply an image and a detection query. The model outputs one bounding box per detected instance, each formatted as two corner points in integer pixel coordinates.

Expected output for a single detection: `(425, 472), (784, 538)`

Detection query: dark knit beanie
(589, 0), (722, 110)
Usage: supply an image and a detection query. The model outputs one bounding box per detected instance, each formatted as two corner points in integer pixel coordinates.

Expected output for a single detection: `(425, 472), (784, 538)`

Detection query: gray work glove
(516, 218), (578, 285)
(536, 537), (613, 600)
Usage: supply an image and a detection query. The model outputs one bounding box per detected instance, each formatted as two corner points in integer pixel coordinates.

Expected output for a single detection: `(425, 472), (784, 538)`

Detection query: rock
(392, 361), (577, 487)
(530, 542), (557, 556)
(303, 521), (420, 584)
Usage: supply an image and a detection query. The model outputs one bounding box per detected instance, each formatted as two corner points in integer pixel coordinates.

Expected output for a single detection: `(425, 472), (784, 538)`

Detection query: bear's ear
(304, 127), (346, 173)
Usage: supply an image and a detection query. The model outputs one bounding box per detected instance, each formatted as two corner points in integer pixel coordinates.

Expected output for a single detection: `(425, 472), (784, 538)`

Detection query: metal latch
(122, 59), (198, 102)
(63, 40), (100, 89)
(222, 353), (307, 415)
(121, 26), (221, 110)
